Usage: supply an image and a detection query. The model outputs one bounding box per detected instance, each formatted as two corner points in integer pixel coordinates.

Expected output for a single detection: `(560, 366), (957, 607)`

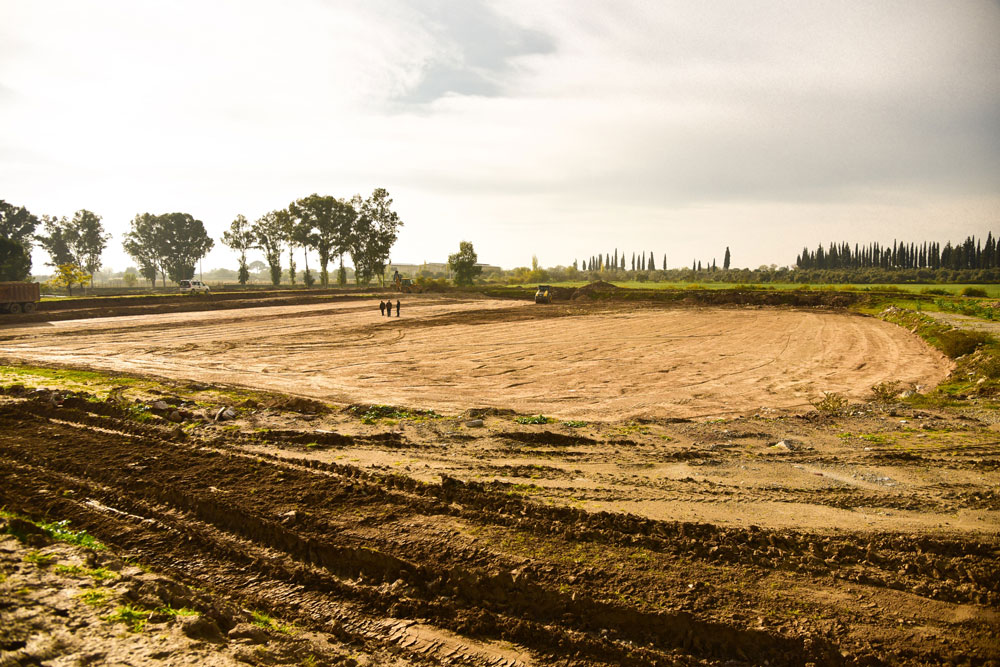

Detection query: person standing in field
(396, 300), (401, 317)
(379, 300), (385, 316)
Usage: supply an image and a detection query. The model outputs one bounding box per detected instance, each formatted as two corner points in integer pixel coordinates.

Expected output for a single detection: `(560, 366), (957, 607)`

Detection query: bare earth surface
(1, 294), (996, 666)
(0, 296), (952, 419)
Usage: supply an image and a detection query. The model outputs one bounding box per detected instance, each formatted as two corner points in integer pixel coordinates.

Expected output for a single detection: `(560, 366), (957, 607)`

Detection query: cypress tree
(723, 247), (730, 270)
(649, 252), (655, 271)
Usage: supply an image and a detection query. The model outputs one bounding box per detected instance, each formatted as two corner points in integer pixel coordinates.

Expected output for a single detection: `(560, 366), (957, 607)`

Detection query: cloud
(2, 0), (998, 272)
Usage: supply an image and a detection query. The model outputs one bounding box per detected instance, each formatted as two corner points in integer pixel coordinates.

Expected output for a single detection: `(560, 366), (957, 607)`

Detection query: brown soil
(1, 295), (996, 666)
(1, 388), (998, 665)
(0, 295), (951, 420)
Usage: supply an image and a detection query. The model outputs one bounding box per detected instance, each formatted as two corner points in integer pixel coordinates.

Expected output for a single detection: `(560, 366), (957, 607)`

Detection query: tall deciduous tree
(122, 212), (213, 287)
(0, 200), (39, 247)
(275, 208), (296, 285)
(289, 194), (356, 286)
(349, 188), (401, 286)
(448, 241), (482, 286)
(0, 237), (31, 281)
(160, 213), (214, 283)
(37, 210), (109, 288)
(122, 213), (163, 286)
(251, 211), (286, 286)
(0, 200), (39, 278)
(222, 214), (254, 285)
(72, 210), (110, 285)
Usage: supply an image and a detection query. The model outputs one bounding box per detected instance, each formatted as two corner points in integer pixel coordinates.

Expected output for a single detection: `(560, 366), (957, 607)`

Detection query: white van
(179, 280), (210, 294)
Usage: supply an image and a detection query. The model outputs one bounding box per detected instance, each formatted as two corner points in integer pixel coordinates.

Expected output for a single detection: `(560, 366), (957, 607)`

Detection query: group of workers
(380, 300), (400, 317)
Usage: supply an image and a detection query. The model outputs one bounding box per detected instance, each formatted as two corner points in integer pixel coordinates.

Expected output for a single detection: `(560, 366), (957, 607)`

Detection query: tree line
(796, 234), (999, 271)
(576, 247), (732, 274)
(0, 189), (402, 290)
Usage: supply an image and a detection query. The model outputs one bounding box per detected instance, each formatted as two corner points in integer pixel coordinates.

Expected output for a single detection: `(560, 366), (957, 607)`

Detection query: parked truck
(0, 282), (40, 314)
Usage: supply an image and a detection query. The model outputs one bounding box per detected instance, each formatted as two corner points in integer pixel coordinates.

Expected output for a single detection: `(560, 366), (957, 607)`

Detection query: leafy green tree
(251, 210), (285, 286)
(349, 188), (401, 285)
(159, 213), (214, 283)
(275, 208), (296, 285)
(36, 210), (109, 288)
(448, 241), (482, 285)
(0, 236), (31, 281)
(36, 215), (74, 267)
(122, 213), (163, 286)
(122, 212), (213, 286)
(0, 200), (39, 247)
(289, 194), (356, 286)
(292, 218), (315, 287)
(0, 200), (39, 277)
(222, 214), (254, 285)
(72, 210), (110, 285)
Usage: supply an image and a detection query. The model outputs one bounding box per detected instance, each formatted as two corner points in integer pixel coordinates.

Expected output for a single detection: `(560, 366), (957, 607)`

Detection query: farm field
(0, 293), (997, 666)
(0, 295), (952, 420)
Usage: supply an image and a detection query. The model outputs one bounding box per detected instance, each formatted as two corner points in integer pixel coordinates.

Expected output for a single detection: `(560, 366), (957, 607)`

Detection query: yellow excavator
(534, 285), (552, 304)
(393, 271), (420, 294)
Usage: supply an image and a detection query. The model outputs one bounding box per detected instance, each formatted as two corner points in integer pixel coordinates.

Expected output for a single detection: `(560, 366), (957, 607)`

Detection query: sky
(2, 0), (999, 274)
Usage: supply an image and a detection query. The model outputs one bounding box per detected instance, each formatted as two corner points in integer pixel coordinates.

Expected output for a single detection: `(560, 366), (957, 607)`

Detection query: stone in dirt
(228, 623), (269, 644)
(175, 614), (224, 642)
(464, 419), (485, 428)
(151, 400), (170, 411)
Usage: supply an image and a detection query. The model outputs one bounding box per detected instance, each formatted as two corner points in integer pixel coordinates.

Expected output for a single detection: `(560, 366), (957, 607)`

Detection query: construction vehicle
(0, 281), (40, 314)
(534, 284), (552, 304)
(393, 272), (421, 293)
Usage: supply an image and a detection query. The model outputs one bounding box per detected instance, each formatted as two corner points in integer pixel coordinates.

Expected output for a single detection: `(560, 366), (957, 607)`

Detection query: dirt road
(0, 296), (951, 419)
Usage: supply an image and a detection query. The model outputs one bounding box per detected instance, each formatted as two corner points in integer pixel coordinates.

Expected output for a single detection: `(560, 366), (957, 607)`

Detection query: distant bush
(936, 329), (992, 359)
(960, 287), (988, 298)
(920, 287), (950, 296)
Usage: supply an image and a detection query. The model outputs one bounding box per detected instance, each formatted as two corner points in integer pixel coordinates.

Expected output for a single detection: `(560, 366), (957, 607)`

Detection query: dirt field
(1, 294), (997, 666)
(0, 295), (952, 419)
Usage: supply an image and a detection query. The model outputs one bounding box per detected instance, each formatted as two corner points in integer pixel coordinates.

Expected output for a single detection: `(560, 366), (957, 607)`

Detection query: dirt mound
(463, 407), (517, 419)
(571, 281), (621, 300)
(264, 396), (330, 414)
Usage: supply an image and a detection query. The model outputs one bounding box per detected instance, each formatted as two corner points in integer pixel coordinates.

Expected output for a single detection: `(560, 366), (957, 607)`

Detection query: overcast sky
(3, 0), (999, 273)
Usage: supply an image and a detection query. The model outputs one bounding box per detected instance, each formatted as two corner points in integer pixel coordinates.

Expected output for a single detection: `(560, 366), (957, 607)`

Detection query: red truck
(0, 282), (40, 314)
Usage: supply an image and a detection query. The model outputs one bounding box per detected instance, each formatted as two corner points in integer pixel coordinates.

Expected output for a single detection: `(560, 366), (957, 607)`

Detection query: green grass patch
(23, 550), (56, 566)
(251, 610), (297, 634)
(562, 420), (588, 428)
(1, 512), (105, 550)
(55, 564), (118, 581)
(350, 404), (442, 424)
(104, 604), (150, 632)
(157, 606), (200, 618)
(515, 414), (556, 425)
(77, 588), (111, 607)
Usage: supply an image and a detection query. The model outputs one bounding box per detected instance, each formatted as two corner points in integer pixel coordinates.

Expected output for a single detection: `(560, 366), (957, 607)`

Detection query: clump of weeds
(811, 391), (849, 415)
(515, 414), (556, 425)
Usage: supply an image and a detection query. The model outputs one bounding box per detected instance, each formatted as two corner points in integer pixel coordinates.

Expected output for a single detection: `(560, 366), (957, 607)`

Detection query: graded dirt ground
(1, 294), (996, 666)
(0, 295), (952, 419)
